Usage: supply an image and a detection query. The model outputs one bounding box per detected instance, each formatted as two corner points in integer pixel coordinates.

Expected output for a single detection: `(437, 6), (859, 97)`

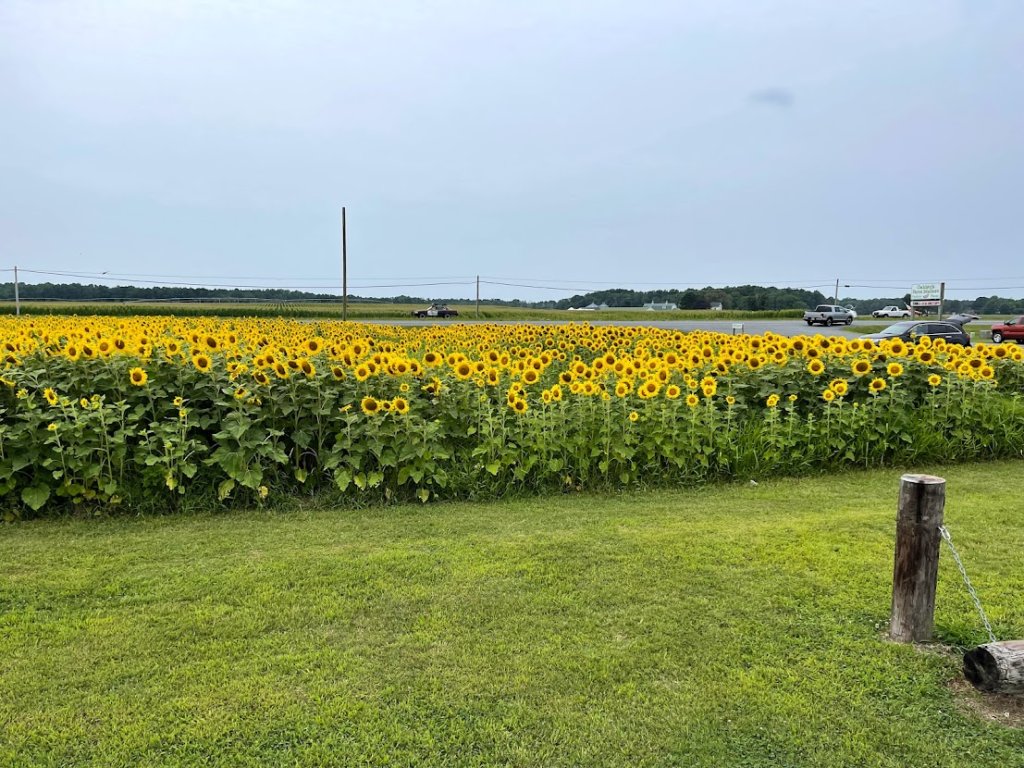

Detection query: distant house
(643, 301), (678, 311)
(578, 302), (608, 311)
(709, 302), (724, 311)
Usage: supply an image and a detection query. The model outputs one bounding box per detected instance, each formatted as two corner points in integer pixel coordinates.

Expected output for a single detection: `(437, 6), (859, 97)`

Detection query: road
(379, 318), (867, 338)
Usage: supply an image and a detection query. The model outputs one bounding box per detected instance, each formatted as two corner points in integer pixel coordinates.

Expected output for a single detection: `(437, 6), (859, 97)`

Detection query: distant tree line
(555, 285), (829, 311)
(1, 282), (1022, 314)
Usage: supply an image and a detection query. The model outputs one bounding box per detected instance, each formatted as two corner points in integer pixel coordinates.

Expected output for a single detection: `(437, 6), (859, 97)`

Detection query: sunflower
(830, 379), (849, 397)
(511, 398), (528, 413)
(360, 396), (381, 415)
(886, 362), (904, 377)
(129, 367), (148, 387)
(522, 368), (539, 385)
(685, 393), (700, 408)
(43, 387), (59, 405)
(331, 366), (346, 381)
(851, 358), (872, 377)
(822, 388), (836, 403)
(869, 378), (887, 394)
(455, 361), (473, 380)
(979, 365), (995, 380)
(665, 384), (681, 400)
(273, 362), (289, 379)
(252, 370), (270, 386)
(392, 397), (410, 415)
(628, 411), (639, 422)
(927, 373), (942, 387)
(766, 394), (780, 408)
(354, 364), (371, 382)
(193, 354), (213, 373)
(725, 395), (736, 406)
(299, 359), (315, 378)
(806, 359), (825, 376)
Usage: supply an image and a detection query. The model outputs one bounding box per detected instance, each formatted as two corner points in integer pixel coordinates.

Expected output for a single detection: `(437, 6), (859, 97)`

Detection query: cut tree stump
(964, 641), (1024, 695)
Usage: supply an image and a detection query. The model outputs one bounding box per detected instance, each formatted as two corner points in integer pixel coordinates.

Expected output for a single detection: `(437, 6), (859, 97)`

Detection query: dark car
(411, 303), (459, 319)
(861, 320), (971, 346)
(944, 312), (979, 326)
(990, 315), (1024, 344)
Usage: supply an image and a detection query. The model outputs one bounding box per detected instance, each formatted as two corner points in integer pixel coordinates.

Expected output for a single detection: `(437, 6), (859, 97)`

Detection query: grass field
(2, 461), (1022, 766)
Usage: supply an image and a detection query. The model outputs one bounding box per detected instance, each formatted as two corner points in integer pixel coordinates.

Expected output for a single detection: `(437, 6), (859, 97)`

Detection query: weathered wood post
(890, 474), (945, 643)
(964, 641), (1024, 694)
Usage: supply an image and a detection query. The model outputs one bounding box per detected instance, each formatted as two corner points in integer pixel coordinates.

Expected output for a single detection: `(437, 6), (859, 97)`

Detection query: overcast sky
(2, 1), (1023, 301)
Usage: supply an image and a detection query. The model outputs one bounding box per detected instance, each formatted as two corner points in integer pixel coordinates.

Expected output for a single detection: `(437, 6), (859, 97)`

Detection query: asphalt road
(380, 318), (867, 337)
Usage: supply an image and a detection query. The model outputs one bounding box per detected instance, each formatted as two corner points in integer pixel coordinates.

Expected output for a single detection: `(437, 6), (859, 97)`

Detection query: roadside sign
(911, 283), (941, 301)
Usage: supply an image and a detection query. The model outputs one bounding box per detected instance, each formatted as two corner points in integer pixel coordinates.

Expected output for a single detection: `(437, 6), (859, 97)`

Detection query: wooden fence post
(890, 474), (945, 643)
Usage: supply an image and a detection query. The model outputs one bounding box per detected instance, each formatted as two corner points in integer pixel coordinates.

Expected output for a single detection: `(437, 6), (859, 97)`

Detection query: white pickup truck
(802, 305), (855, 327)
(871, 306), (911, 319)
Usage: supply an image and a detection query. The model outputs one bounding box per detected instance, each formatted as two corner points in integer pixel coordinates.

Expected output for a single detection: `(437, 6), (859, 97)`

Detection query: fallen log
(964, 641), (1024, 695)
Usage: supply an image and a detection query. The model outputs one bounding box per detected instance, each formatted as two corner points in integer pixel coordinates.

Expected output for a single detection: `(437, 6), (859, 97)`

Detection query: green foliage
(2, 347), (1024, 519)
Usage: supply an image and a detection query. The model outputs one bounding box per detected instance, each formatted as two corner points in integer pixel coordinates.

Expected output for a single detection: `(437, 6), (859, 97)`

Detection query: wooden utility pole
(13, 265), (20, 316)
(476, 275), (480, 319)
(890, 474), (945, 643)
(341, 207), (347, 322)
(834, 278), (840, 305)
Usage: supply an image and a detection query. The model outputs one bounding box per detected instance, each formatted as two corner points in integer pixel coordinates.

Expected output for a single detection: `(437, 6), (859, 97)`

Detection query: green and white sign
(911, 283), (941, 301)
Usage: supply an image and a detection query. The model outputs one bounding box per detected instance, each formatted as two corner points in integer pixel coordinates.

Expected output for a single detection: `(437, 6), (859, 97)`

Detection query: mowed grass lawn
(2, 463), (1023, 767)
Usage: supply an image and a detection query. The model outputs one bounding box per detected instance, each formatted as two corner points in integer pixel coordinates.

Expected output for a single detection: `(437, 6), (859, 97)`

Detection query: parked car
(843, 305), (858, 319)
(860, 320), (970, 346)
(802, 304), (855, 327)
(871, 306), (912, 319)
(990, 315), (1024, 344)
(411, 303), (459, 319)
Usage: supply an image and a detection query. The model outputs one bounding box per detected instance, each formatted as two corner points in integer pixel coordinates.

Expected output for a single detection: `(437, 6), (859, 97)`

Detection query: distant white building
(709, 302), (724, 311)
(643, 301), (678, 311)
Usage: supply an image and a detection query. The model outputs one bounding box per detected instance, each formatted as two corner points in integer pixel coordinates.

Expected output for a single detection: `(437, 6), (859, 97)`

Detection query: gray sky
(2, 0), (1023, 302)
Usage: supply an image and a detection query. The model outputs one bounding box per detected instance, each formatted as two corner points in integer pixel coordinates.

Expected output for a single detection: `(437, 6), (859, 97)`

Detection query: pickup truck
(803, 305), (855, 327)
(871, 306), (911, 319)
(411, 303), (459, 319)
(990, 316), (1024, 344)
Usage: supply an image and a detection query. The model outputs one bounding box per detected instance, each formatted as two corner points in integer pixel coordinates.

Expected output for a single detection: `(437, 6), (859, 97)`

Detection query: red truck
(990, 316), (1024, 344)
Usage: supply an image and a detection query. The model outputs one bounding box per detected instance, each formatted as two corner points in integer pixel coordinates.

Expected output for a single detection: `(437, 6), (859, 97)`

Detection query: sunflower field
(1, 316), (1023, 519)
